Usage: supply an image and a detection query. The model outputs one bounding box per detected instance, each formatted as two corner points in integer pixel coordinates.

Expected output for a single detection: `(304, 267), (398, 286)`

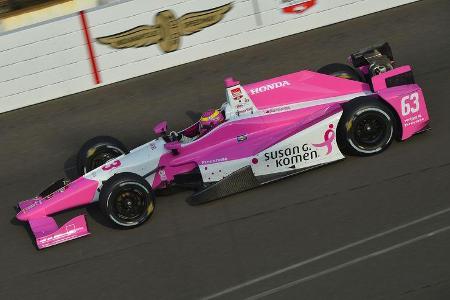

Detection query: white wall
(0, 0), (420, 113)
(0, 0), (98, 31)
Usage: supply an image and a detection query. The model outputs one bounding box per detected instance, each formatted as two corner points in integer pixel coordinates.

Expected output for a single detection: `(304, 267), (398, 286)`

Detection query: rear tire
(317, 63), (365, 82)
(337, 97), (395, 156)
(99, 173), (155, 228)
(77, 136), (128, 176)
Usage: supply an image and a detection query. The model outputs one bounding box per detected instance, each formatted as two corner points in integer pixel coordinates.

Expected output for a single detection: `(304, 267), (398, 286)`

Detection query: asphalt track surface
(1, 0), (450, 299)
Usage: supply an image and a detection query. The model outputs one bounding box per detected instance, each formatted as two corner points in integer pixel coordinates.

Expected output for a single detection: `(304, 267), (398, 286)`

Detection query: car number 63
(401, 92), (420, 116)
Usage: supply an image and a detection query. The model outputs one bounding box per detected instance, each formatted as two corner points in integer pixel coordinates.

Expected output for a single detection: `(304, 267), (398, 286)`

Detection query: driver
(199, 109), (225, 136)
(177, 109), (225, 143)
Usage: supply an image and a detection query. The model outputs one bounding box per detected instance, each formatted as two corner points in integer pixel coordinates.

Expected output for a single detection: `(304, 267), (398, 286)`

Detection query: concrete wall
(0, 0), (420, 113)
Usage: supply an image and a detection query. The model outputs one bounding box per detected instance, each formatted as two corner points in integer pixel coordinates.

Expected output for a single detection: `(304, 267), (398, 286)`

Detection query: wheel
(337, 97), (395, 156)
(77, 136), (129, 176)
(99, 173), (155, 228)
(317, 63), (365, 82)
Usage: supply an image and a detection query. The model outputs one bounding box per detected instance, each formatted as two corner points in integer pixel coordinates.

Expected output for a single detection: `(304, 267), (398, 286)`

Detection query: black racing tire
(99, 173), (155, 228)
(317, 63), (365, 82)
(337, 97), (395, 156)
(77, 136), (129, 176)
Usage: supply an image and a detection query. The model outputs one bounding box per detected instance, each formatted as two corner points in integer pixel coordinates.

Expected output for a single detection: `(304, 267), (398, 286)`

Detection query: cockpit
(176, 107), (226, 143)
(154, 106), (228, 145)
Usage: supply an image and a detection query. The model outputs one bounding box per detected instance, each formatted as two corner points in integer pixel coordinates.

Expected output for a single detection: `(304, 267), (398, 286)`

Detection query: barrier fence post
(79, 10), (101, 85)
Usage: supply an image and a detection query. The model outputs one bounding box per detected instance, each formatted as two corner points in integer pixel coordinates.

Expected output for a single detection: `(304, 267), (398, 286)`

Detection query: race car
(16, 43), (430, 249)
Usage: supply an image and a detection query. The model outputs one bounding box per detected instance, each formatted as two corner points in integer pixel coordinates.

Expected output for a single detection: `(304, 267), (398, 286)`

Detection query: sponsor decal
(97, 3), (232, 53)
(37, 225), (86, 244)
(158, 169), (167, 181)
(250, 81), (290, 95)
(149, 142), (157, 150)
(231, 87), (243, 100)
(312, 124), (335, 154)
(237, 135), (247, 142)
(404, 113), (425, 127)
(201, 157), (228, 165)
(280, 0), (317, 14)
(22, 199), (43, 212)
(264, 144), (318, 168)
(237, 107), (253, 115)
(265, 106), (291, 114)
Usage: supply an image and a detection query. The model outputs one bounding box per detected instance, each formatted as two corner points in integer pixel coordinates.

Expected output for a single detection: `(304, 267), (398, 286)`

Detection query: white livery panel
(252, 111), (345, 176)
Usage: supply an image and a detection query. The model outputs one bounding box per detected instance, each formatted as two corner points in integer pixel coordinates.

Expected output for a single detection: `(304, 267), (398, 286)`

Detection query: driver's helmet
(199, 109), (224, 135)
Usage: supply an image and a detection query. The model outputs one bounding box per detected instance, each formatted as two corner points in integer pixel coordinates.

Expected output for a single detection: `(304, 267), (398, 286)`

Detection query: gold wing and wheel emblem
(97, 3), (233, 53)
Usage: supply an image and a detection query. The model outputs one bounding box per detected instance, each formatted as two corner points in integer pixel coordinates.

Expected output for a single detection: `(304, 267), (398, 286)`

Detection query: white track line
(246, 225), (450, 299)
(202, 207), (450, 300)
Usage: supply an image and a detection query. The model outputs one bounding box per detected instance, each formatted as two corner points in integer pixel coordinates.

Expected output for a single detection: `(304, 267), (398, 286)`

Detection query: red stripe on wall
(79, 11), (101, 85)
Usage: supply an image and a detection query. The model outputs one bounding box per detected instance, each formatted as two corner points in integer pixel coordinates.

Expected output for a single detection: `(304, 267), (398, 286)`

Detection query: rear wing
(349, 42), (415, 90)
(349, 42), (394, 75)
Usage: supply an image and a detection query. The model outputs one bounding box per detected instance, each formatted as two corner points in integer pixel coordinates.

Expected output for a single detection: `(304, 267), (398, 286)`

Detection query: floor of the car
(187, 166), (259, 205)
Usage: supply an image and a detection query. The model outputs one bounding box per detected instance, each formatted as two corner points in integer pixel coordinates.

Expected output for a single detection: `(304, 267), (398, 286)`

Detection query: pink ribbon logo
(312, 124), (335, 155)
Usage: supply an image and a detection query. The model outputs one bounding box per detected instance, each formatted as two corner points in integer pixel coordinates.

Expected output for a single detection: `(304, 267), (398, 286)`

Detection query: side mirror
(164, 141), (181, 155)
(153, 121), (168, 136)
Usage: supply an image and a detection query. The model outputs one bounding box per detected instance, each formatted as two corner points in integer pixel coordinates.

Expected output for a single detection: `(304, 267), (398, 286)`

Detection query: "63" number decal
(401, 92), (420, 116)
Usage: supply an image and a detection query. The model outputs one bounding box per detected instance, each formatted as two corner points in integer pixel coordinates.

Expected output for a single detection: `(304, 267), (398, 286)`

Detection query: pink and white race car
(16, 43), (430, 249)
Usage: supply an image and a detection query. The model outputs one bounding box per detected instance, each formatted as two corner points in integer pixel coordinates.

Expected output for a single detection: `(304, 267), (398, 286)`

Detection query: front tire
(337, 97), (395, 156)
(99, 173), (155, 228)
(77, 136), (129, 176)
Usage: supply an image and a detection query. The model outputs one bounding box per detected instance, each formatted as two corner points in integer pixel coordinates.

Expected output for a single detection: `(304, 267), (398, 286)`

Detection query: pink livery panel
(165, 103), (341, 169)
(243, 70), (371, 110)
(378, 84), (430, 140)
